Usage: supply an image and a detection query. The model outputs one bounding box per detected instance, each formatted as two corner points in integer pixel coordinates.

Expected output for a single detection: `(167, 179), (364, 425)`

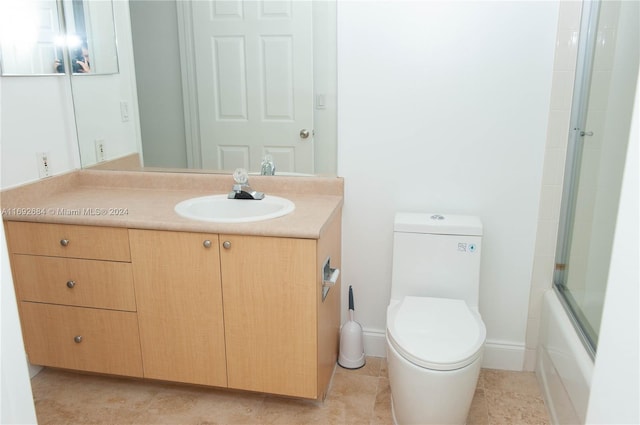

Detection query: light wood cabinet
(6, 211), (341, 400)
(220, 234), (318, 397)
(220, 211), (341, 399)
(129, 229), (227, 387)
(5, 221), (143, 378)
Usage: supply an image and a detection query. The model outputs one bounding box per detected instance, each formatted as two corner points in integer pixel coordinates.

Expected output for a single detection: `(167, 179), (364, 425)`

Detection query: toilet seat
(387, 296), (486, 371)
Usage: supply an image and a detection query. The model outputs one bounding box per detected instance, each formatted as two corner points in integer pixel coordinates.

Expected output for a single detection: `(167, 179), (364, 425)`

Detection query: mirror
(83, 0), (337, 176)
(0, 0), (118, 76)
(60, 0), (119, 75)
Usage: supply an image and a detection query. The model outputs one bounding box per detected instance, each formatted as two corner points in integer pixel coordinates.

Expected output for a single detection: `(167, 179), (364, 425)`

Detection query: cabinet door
(219, 234), (317, 398)
(129, 230), (227, 387)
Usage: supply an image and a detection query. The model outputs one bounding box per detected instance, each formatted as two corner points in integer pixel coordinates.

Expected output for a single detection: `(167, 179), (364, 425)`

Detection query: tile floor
(31, 357), (550, 425)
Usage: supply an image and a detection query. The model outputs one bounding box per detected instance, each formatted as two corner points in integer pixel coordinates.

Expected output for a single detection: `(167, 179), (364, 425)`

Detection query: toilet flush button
(430, 214), (445, 220)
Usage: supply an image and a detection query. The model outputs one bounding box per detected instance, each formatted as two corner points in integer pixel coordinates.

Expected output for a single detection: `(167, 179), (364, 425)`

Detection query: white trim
(363, 328), (526, 371)
(363, 328), (387, 358)
(481, 340), (525, 371)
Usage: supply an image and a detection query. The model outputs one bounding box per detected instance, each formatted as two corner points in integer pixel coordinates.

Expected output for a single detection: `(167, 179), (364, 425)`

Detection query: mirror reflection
(61, 0), (119, 75)
(123, 0), (336, 176)
(0, 0), (63, 75)
(0, 0), (118, 76)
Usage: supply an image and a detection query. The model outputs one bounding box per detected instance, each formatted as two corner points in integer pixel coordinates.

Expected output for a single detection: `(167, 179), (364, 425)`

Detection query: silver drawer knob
(223, 241), (231, 249)
(60, 239), (70, 247)
(203, 240), (212, 248)
(66, 280), (76, 289)
(74, 335), (83, 343)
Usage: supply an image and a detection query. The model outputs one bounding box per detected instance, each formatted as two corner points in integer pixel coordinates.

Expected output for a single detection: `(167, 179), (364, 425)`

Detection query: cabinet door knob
(66, 280), (76, 288)
(60, 239), (70, 247)
(74, 335), (83, 343)
(223, 241), (231, 249)
(203, 240), (212, 248)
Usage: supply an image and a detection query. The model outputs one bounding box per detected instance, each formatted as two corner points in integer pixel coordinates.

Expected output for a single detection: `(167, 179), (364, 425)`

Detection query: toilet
(386, 212), (486, 425)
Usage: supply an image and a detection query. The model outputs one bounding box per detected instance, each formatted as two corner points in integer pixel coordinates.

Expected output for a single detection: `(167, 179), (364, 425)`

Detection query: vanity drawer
(19, 302), (143, 378)
(6, 221), (130, 261)
(12, 255), (136, 311)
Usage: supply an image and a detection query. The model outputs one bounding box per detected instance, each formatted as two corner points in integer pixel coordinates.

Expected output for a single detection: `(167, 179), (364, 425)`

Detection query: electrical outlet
(95, 139), (106, 162)
(37, 152), (51, 178)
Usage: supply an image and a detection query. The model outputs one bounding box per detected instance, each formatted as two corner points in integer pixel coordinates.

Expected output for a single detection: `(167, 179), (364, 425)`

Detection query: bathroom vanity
(2, 171), (343, 400)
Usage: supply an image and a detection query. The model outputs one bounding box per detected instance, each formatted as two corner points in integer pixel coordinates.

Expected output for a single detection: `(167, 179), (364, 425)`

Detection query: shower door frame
(553, 0), (601, 360)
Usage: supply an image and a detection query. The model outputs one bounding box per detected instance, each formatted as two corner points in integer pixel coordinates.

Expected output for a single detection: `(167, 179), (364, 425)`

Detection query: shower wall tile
(540, 148), (568, 186)
(533, 220), (561, 260)
(549, 71), (576, 111)
(538, 185), (562, 222)
(554, 29), (580, 71)
(558, 1), (582, 30)
(546, 110), (572, 149)
(531, 255), (556, 290)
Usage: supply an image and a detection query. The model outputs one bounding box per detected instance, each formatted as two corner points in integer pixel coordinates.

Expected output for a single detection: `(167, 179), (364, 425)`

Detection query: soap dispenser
(260, 154), (275, 176)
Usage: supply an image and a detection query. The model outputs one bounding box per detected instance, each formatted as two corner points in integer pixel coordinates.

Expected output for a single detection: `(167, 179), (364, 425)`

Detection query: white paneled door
(190, 0), (314, 173)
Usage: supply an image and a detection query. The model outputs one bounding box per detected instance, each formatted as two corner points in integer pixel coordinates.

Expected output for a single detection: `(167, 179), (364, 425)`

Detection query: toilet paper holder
(322, 257), (340, 301)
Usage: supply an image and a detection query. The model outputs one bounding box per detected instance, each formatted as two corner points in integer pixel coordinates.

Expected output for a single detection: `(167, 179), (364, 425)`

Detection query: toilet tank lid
(394, 213), (483, 236)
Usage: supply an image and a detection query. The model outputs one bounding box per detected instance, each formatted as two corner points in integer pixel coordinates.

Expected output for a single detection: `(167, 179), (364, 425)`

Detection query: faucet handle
(233, 168), (249, 185)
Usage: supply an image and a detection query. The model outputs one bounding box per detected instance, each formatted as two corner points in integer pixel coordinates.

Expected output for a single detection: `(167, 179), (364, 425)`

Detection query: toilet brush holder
(338, 286), (366, 369)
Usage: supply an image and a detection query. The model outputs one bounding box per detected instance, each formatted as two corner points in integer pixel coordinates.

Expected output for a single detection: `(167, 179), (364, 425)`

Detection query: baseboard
(362, 329), (526, 371)
(482, 340), (525, 370)
(362, 328), (387, 358)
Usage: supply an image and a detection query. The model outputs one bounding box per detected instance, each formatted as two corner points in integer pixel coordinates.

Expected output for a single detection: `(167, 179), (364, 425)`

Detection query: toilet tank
(391, 213), (483, 308)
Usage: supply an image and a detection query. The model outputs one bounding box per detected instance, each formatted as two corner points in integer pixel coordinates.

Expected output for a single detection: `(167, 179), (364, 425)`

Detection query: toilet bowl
(386, 297), (486, 425)
(386, 213), (486, 425)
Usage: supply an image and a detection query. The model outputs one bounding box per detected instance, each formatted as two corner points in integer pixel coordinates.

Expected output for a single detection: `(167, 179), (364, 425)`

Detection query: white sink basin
(174, 194), (295, 223)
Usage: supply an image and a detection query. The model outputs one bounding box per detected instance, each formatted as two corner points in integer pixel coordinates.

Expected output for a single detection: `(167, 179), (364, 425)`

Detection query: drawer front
(12, 255), (136, 311)
(6, 222), (130, 261)
(19, 302), (143, 378)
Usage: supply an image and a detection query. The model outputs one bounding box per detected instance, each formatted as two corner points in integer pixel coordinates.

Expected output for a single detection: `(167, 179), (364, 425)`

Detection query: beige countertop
(1, 170), (343, 239)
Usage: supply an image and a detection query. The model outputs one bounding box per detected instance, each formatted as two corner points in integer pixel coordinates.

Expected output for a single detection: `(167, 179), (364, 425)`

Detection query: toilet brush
(338, 285), (366, 369)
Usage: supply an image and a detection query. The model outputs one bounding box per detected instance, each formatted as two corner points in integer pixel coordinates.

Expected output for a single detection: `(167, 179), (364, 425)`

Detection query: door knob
(299, 129), (311, 139)
(223, 241), (231, 249)
(203, 240), (212, 248)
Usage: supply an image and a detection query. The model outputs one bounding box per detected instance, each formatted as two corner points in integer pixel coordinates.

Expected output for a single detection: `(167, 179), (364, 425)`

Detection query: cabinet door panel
(130, 230), (227, 387)
(220, 234), (317, 398)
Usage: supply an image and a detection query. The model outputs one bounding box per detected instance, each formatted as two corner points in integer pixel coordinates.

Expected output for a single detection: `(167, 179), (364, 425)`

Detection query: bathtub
(536, 289), (594, 424)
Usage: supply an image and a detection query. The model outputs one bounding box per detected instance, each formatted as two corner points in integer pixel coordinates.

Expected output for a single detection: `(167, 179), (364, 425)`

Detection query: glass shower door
(554, 0), (639, 355)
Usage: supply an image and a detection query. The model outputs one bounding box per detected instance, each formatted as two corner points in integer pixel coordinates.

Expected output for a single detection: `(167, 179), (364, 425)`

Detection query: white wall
(0, 223), (37, 424)
(337, 0), (559, 366)
(585, 70), (639, 425)
(0, 75), (79, 187)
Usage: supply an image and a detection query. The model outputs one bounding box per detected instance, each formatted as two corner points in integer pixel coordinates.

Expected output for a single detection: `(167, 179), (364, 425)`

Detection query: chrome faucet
(228, 168), (264, 200)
